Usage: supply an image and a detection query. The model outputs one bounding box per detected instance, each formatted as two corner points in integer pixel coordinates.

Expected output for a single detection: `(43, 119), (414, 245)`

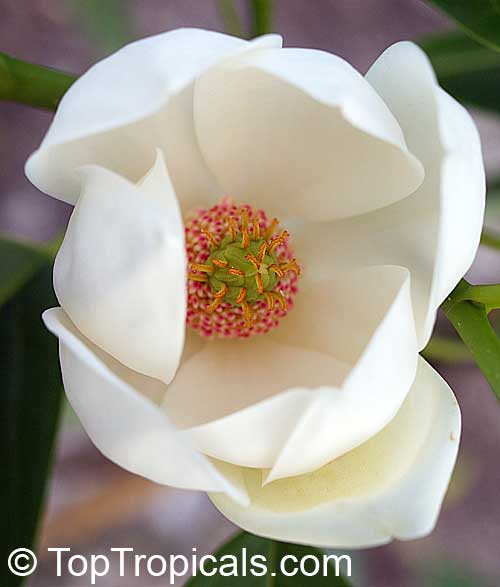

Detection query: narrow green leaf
(186, 532), (352, 586)
(425, 0), (500, 51)
(0, 241), (63, 587)
(420, 32), (500, 114)
(442, 280), (500, 401)
(444, 280), (500, 310)
(249, 0), (273, 36)
(0, 52), (76, 111)
(0, 236), (52, 307)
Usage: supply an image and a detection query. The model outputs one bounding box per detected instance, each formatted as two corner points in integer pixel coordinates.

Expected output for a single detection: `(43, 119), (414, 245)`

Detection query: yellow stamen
(256, 273), (264, 294)
(188, 273), (208, 283)
(241, 228), (250, 249)
(235, 287), (247, 304)
(245, 254), (260, 270)
(257, 242), (267, 263)
(227, 217), (237, 242)
(281, 258), (301, 275)
(191, 263), (214, 274)
(268, 230), (289, 254)
(206, 297), (222, 313)
(240, 207), (249, 230)
(252, 218), (261, 240)
(268, 264), (284, 278)
(240, 301), (253, 326)
(228, 268), (245, 277)
(214, 283), (228, 299)
(273, 291), (287, 311)
(201, 228), (219, 248)
(212, 258), (228, 268)
(265, 292), (275, 310)
(265, 218), (279, 240)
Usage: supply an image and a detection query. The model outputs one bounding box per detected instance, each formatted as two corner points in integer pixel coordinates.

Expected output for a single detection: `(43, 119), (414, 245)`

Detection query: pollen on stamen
(236, 287), (247, 304)
(185, 198), (300, 339)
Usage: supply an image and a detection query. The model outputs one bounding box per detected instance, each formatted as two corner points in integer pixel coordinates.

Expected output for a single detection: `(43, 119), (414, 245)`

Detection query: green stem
(446, 279), (500, 310)
(466, 284), (500, 309)
(0, 52), (76, 111)
(421, 336), (472, 363)
(442, 280), (500, 401)
(217, 0), (245, 37)
(481, 229), (500, 250)
(249, 0), (273, 36)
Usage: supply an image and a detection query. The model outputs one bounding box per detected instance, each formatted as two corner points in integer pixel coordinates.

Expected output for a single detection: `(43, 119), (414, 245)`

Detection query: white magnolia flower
(27, 29), (484, 548)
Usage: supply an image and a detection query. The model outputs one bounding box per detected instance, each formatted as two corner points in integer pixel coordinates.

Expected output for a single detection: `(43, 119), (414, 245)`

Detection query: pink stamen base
(185, 198), (299, 339)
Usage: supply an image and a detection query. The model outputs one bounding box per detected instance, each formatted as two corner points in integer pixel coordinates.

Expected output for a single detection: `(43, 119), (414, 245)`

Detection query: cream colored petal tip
(163, 265), (418, 481)
(210, 357), (461, 548)
(42, 307), (249, 506)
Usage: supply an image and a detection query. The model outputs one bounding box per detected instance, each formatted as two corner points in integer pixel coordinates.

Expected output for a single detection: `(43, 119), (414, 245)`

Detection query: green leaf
(186, 532), (352, 586)
(249, 0), (273, 36)
(420, 31), (500, 114)
(0, 239), (63, 587)
(0, 236), (53, 307)
(0, 52), (76, 111)
(442, 280), (500, 402)
(425, 0), (500, 51)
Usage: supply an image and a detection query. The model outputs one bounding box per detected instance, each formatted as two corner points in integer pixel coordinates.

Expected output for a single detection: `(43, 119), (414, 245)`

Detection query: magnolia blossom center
(185, 199), (300, 339)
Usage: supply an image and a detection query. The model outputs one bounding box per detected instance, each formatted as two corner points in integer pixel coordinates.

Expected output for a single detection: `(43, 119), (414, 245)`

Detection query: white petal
(163, 266), (418, 479)
(210, 357), (461, 548)
(26, 29), (282, 212)
(360, 41), (484, 347)
(297, 43), (485, 348)
(164, 339), (346, 467)
(194, 47), (424, 221)
(54, 151), (185, 383)
(43, 308), (248, 504)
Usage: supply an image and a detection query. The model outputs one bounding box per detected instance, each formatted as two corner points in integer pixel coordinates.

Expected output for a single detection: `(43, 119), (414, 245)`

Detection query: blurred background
(2, 1), (500, 586)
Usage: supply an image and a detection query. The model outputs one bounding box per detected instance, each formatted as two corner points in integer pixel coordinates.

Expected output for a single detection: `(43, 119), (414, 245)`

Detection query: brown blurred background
(2, 1), (500, 585)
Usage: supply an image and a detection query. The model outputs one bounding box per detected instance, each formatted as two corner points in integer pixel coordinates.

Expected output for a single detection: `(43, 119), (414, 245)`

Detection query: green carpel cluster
(207, 234), (280, 304)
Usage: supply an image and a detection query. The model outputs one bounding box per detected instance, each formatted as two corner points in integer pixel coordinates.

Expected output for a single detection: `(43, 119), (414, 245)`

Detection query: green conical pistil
(207, 235), (281, 305)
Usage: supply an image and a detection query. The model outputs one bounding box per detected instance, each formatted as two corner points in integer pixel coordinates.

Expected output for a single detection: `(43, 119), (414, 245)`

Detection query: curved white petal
(210, 357), (461, 548)
(26, 29), (282, 212)
(43, 308), (248, 504)
(163, 266), (418, 479)
(194, 47), (424, 221)
(297, 41), (484, 349)
(366, 43), (484, 346)
(54, 151), (185, 383)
